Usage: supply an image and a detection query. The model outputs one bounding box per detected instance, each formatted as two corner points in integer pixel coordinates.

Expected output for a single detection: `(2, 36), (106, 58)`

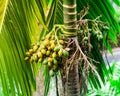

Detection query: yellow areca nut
(32, 54), (38, 61)
(47, 46), (51, 50)
(29, 49), (33, 53)
(52, 52), (57, 58)
(58, 49), (63, 57)
(48, 57), (53, 62)
(33, 45), (38, 52)
(38, 58), (42, 63)
(37, 51), (43, 58)
(46, 50), (50, 56)
(50, 40), (54, 44)
(24, 57), (29, 61)
(26, 52), (31, 56)
(51, 44), (55, 49)
(44, 40), (50, 46)
(41, 49), (46, 54)
(41, 45), (45, 49)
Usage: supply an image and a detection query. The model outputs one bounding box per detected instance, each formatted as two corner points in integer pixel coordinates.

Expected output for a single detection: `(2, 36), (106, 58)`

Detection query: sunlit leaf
(0, 0), (8, 32)
(113, 0), (120, 6)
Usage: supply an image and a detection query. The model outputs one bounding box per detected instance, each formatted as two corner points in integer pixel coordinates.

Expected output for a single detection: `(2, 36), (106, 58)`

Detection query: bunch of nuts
(25, 32), (69, 72)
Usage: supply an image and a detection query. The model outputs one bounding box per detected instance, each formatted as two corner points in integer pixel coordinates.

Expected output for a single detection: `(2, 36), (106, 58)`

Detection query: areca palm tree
(0, 0), (120, 96)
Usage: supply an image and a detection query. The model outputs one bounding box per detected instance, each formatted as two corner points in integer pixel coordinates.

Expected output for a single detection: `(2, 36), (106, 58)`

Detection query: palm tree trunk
(63, 0), (80, 96)
(63, 0), (77, 36)
(66, 63), (80, 96)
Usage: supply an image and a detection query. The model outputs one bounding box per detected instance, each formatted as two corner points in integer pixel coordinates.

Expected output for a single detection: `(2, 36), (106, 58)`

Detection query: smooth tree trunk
(63, 0), (80, 96)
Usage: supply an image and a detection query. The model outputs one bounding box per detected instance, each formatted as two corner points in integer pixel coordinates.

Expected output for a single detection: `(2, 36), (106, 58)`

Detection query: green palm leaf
(0, 0), (47, 96)
(113, 0), (120, 6)
(0, 0), (8, 32)
(31, 0), (47, 30)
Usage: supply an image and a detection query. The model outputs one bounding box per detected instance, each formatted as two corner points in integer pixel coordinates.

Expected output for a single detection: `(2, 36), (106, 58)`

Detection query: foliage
(0, 0), (47, 96)
(115, 9), (120, 23)
(86, 61), (120, 96)
(113, 0), (120, 6)
(41, 0), (120, 95)
(0, 0), (120, 96)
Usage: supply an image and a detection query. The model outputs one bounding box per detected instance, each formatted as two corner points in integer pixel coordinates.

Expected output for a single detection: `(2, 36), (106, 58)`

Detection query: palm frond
(113, 0), (120, 6)
(0, 0), (47, 95)
(109, 62), (120, 93)
(86, 61), (120, 95)
(43, 66), (50, 96)
(39, 0), (61, 40)
(31, 0), (47, 30)
(0, 0), (8, 32)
